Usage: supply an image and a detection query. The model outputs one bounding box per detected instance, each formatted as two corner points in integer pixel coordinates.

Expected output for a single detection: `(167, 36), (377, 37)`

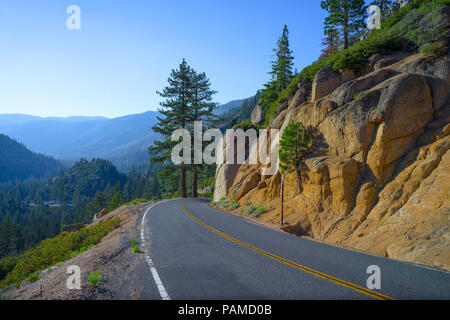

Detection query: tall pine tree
(321, 0), (367, 49)
(260, 25), (295, 109)
(189, 70), (217, 198)
(320, 28), (340, 59)
(150, 59), (194, 198)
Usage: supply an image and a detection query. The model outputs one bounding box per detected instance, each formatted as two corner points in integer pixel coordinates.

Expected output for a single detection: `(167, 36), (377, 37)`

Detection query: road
(138, 199), (450, 300)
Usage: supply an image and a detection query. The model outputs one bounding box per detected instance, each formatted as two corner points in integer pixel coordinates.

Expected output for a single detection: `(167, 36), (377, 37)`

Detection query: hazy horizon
(0, 0), (327, 118)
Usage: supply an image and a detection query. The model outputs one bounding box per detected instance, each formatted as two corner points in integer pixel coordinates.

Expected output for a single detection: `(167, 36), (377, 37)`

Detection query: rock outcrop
(214, 51), (450, 271)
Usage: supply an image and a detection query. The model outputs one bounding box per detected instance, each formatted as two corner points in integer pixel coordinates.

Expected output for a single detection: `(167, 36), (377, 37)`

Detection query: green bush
(353, 90), (368, 100)
(88, 270), (101, 287)
(0, 256), (18, 281)
(230, 201), (239, 210)
(421, 42), (447, 57)
(232, 121), (260, 131)
(254, 206), (266, 218)
(0, 218), (120, 289)
(130, 238), (140, 253)
(219, 198), (229, 207)
(246, 205), (256, 214)
(124, 198), (149, 207)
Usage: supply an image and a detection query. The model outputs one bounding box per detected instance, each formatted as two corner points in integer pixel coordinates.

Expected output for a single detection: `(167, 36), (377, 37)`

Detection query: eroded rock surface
(214, 52), (450, 271)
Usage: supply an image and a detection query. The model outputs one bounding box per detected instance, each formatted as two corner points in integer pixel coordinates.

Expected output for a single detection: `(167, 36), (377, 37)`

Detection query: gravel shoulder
(8, 202), (159, 300)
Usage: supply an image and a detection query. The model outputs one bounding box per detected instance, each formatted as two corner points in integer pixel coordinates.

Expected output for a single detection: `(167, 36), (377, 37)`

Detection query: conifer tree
(149, 59), (194, 198)
(109, 183), (123, 211)
(279, 121), (310, 191)
(320, 28), (340, 59)
(189, 70), (217, 198)
(260, 25), (295, 109)
(321, 0), (367, 49)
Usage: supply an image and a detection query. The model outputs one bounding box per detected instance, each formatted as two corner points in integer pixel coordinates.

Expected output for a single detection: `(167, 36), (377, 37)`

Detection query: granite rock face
(215, 52), (450, 271)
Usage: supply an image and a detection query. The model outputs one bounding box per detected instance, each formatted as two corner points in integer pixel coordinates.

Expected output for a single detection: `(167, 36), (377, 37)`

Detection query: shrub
(0, 218), (120, 289)
(353, 90), (368, 100)
(124, 198), (149, 207)
(88, 270), (101, 287)
(219, 198), (229, 207)
(246, 205), (256, 214)
(0, 257), (18, 281)
(254, 206), (266, 218)
(232, 121), (259, 131)
(130, 238), (140, 253)
(230, 201), (239, 210)
(421, 42), (446, 58)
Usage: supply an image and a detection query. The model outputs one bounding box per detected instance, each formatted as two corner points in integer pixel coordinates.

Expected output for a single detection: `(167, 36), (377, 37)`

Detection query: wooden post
(281, 174), (284, 226)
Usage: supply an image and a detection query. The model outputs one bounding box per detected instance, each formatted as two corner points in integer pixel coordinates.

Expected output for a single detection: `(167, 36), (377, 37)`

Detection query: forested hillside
(0, 158), (161, 259)
(0, 134), (62, 182)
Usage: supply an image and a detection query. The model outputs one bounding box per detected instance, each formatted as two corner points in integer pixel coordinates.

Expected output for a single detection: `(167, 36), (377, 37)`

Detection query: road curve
(140, 199), (450, 300)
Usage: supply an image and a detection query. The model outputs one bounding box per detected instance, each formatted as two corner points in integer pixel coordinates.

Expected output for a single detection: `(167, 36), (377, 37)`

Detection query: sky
(0, 0), (329, 118)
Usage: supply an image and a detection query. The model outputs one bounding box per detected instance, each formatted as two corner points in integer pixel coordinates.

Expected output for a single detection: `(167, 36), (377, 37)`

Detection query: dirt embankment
(8, 203), (151, 300)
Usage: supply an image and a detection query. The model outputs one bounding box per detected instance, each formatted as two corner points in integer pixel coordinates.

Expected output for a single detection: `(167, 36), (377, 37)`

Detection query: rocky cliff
(214, 16), (450, 270)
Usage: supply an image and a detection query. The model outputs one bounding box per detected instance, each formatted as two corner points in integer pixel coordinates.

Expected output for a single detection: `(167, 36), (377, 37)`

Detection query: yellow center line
(180, 202), (396, 301)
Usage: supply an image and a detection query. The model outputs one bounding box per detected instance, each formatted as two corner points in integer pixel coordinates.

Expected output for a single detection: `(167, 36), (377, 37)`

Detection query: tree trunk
(192, 167), (198, 198)
(181, 167), (187, 198)
(344, 19), (349, 49)
(295, 168), (303, 193)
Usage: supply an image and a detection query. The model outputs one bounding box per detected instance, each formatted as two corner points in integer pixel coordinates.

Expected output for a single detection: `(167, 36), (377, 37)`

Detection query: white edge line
(141, 201), (171, 300)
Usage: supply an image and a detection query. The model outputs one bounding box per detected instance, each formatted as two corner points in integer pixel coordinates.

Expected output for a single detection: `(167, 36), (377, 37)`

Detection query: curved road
(138, 199), (450, 300)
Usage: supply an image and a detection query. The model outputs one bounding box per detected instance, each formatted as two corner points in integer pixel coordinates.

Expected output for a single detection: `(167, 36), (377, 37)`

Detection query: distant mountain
(0, 98), (253, 172)
(0, 112), (161, 171)
(213, 98), (249, 115)
(0, 134), (63, 182)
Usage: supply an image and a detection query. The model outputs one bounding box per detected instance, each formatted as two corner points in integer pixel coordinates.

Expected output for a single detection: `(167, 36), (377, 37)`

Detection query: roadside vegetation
(88, 270), (101, 287)
(0, 218), (120, 289)
(130, 238), (140, 253)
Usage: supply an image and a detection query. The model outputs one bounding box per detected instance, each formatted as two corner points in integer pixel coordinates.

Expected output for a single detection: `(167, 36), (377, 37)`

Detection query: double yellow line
(180, 203), (396, 300)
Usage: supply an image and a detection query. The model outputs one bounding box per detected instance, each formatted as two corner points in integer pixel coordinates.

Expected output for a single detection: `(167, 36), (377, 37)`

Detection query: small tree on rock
(279, 121), (310, 191)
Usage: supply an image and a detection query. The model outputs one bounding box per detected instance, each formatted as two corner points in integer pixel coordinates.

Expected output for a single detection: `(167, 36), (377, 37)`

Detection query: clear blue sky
(0, 0), (329, 118)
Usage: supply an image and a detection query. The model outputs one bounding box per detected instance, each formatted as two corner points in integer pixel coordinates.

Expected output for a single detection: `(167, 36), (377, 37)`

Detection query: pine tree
(109, 183), (123, 211)
(270, 25), (295, 93)
(260, 25), (295, 109)
(321, 0), (367, 49)
(149, 59), (194, 198)
(189, 70), (217, 198)
(320, 28), (340, 59)
(279, 121), (310, 191)
(0, 215), (16, 257)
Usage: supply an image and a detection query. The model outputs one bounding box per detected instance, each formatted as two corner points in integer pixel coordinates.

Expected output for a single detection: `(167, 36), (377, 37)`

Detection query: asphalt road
(139, 199), (450, 300)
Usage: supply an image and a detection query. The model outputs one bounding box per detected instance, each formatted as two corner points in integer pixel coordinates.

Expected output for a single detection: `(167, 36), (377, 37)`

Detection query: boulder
(228, 168), (261, 201)
(311, 65), (342, 102)
(311, 66), (357, 102)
